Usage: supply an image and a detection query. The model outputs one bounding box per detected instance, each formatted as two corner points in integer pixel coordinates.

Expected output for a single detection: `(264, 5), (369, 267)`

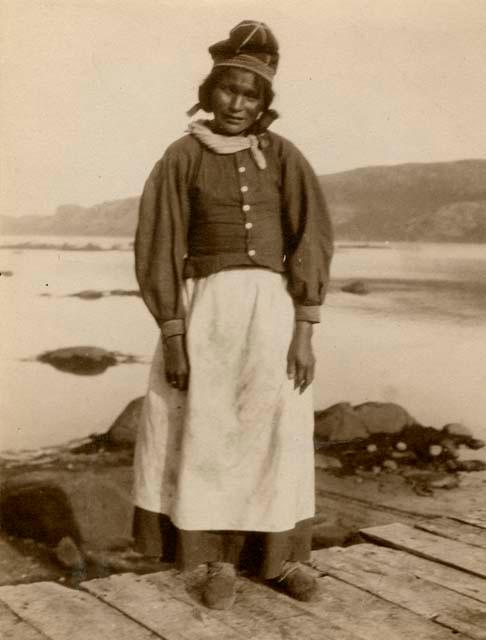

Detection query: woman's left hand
(287, 321), (316, 393)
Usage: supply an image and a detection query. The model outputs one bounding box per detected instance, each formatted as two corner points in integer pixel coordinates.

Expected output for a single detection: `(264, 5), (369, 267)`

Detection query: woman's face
(211, 68), (264, 135)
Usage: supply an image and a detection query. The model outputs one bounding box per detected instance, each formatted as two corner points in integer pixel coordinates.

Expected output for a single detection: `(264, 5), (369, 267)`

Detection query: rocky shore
(1, 398), (484, 587)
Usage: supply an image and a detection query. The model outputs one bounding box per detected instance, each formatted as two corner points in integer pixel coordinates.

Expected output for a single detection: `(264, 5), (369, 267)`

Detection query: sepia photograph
(1, 0), (486, 637)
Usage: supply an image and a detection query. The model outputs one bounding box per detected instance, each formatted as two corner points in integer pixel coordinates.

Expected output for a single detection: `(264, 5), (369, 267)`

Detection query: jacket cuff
(160, 319), (185, 339)
(295, 305), (321, 323)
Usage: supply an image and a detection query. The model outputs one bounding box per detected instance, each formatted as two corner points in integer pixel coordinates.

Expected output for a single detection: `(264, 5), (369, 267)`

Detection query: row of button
(238, 165), (256, 258)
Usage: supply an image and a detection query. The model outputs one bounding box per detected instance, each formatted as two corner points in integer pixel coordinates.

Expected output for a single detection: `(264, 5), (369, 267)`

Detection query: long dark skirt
(133, 507), (313, 580)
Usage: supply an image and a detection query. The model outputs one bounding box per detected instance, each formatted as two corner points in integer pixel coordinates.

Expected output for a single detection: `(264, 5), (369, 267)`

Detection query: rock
(391, 450), (418, 463)
(442, 423), (473, 439)
(315, 453), (343, 470)
(314, 403), (368, 443)
(341, 280), (370, 295)
(69, 290), (104, 300)
(1, 468), (133, 551)
(54, 536), (85, 571)
(107, 397), (144, 447)
(429, 474), (460, 490)
(109, 289), (141, 297)
(439, 437), (459, 458)
(442, 423), (484, 450)
(395, 441), (407, 451)
(383, 459), (398, 472)
(467, 438), (486, 450)
(37, 346), (134, 375)
(455, 460), (486, 472)
(0, 481), (81, 546)
(353, 402), (417, 435)
(429, 444), (443, 457)
(0, 270), (14, 277)
(366, 443), (378, 453)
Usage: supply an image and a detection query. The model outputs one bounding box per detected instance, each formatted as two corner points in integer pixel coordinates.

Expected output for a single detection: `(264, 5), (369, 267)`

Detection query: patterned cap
(209, 20), (279, 84)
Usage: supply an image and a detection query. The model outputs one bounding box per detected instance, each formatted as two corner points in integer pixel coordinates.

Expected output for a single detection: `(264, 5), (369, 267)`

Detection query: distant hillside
(320, 159), (486, 242)
(2, 159), (485, 242)
(0, 197), (139, 237)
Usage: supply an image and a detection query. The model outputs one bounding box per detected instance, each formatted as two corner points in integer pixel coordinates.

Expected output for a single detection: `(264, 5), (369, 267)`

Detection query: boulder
(353, 402), (417, 435)
(341, 280), (370, 295)
(69, 290), (104, 300)
(441, 423), (484, 451)
(0, 481), (81, 546)
(107, 397), (144, 446)
(0, 270), (14, 277)
(1, 468), (133, 551)
(314, 403), (368, 443)
(54, 536), (85, 572)
(442, 423), (473, 439)
(37, 346), (137, 375)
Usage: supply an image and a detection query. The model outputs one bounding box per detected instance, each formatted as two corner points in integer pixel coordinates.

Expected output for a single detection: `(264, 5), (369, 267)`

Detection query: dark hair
(198, 67), (275, 114)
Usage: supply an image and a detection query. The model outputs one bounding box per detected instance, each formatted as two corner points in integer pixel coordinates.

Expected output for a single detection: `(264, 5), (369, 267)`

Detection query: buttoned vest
(183, 143), (287, 279)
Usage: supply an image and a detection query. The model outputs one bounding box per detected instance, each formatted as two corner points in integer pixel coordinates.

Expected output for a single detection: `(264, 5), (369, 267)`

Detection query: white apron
(133, 269), (315, 532)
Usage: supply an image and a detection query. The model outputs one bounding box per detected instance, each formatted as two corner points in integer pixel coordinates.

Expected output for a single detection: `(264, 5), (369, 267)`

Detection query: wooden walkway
(1, 521), (486, 639)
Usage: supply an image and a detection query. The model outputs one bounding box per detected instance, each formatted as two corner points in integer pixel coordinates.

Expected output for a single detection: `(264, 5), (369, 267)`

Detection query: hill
(320, 159), (486, 242)
(0, 198), (139, 237)
(1, 159), (485, 242)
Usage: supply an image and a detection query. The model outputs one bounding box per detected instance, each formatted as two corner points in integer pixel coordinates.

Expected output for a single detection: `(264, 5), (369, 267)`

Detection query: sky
(1, 0), (485, 217)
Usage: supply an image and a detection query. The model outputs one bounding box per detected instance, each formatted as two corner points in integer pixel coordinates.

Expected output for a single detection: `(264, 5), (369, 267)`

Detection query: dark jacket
(135, 131), (333, 337)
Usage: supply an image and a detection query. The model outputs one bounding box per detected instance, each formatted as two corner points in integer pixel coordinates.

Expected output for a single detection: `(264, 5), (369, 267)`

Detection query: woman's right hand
(164, 334), (190, 391)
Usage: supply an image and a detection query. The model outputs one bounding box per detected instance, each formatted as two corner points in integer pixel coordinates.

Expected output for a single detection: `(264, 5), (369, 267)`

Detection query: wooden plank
(360, 522), (486, 579)
(0, 582), (159, 640)
(82, 568), (362, 640)
(333, 543), (486, 604)
(452, 510), (486, 531)
(312, 547), (486, 640)
(304, 574), (467, 640)
(415, 517), (486, 549)
(151, 568), (362, 640)
(82, 570), (244, 640)
(0, 600), (48, 640)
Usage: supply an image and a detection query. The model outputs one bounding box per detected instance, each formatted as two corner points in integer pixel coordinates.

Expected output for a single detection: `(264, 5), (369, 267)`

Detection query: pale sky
(1, 0), (485, 217)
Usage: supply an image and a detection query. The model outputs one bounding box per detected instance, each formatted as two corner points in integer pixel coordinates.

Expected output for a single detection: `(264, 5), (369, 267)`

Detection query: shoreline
(1, 399), (485, 587)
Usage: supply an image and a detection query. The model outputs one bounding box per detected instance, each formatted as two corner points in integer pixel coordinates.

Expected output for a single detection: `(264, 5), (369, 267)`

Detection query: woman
(133, 20), (333, 610)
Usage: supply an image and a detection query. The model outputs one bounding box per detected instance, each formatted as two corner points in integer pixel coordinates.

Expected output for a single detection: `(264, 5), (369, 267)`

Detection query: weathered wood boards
(334, 542), (486, 604)
(313, 545), (486, 639)
(2, 518), (486, 640)
(452, 510), (486, 531)
(0, 600), (47, 640)
(414, 517), (486, 550)
(360, 522), (486, 579)
(300, 574), (468, 640)
(82, 568), (362, 640)
(0, 581), (158, 640)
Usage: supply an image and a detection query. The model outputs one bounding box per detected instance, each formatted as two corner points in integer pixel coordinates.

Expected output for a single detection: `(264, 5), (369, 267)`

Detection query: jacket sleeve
(134, 143), (192, 337)
(280, 139), (334, 323)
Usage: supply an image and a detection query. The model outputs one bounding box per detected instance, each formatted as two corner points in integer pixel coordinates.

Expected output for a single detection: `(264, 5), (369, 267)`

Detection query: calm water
(1, 238), (485, 452)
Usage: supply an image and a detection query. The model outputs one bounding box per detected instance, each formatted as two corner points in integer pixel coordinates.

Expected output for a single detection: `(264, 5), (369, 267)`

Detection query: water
(1, 238), (485, 452)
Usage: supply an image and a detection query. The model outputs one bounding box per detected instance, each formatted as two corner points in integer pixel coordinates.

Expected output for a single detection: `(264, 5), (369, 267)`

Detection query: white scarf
(187, 120), (267, 170)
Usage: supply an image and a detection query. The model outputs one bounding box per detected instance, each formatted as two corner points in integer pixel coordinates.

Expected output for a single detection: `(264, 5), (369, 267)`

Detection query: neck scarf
(187, 120), (267, 170)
